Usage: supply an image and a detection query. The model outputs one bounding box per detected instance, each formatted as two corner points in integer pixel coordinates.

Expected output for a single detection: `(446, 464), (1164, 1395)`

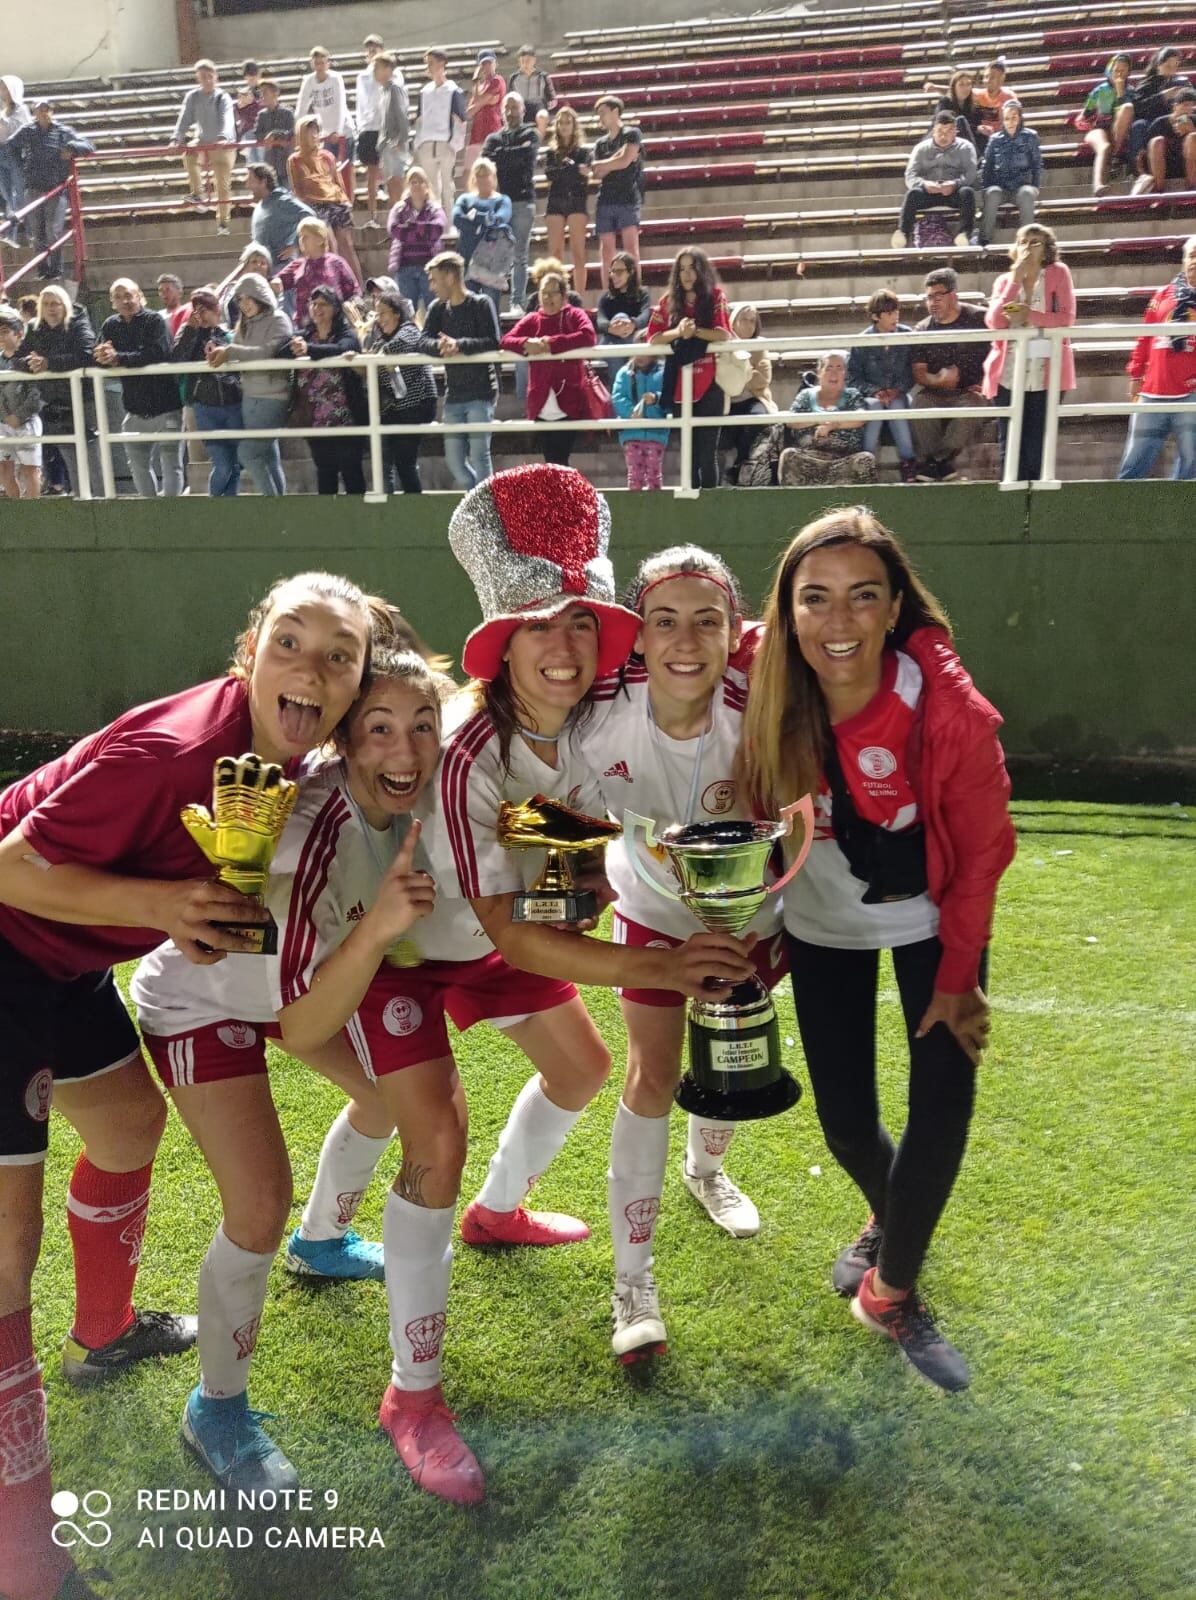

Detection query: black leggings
(691, 381), (723, 488)
(540, 425), (577, 466)
(307, 436), (366, 495)
(381, 401), (435, 494)
(788, 934), (985, 1290)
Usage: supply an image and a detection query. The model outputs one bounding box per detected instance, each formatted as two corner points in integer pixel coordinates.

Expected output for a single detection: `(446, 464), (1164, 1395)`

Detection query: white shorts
(0, 414), (43, 467)
(379, 143), (408, 182)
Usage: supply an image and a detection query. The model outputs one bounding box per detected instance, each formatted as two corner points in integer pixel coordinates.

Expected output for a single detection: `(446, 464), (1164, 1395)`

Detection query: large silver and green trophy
(624, 799), (814, 1120)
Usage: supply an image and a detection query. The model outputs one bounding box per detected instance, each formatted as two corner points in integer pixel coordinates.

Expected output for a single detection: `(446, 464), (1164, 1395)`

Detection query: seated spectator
(0, 76), (31, 236)
(848, 288), (918, 483)
(1075, 54), (1135, 194)
(892, 113), (977, 249)
(1134, 88), (1196, 195)
(453, 157), (512, 312)
(724, 302), (776, 482)
(502, 269), (599, 468)
(419, 250), (500, 489)
(170, 60), (236, 236)
(387, 167), (446, 319)
(254, 80), (295, 190)
(980, 102), (1041, 244)
(1128, 47), (1191, 173)
(935, 70), (986, 153)
(362, 290), (437, 494)
(0, 305), (42, 499)
(208, 272), (293, 496)
(592, 95), (644, 287)
(235, 60), (264, 161)
(1117, 234), (1196, 481)
(482, 93), (539, 312)
(288, 115), (363, 287)
(973, 58), (1017, 140)
(14, 285), (98, 493)
(172, 289), (242, 497)
(612, 351), (669, 490)
(909, 266), (990, 481)
(509, 45), (555, 125)
(289, 285), (365, 495)
(596, 250), (651, 385)
(778, 351), (876, 486)
(276, 218), (359, 327)
(9, 100), (94, 277)
(247, 163), (314, 266)
(464, 49), (506, 178)
(295, 46), (355, 160)
(156, 273), (190, 339)
(544, 106), (591, 296)
(93, 278), (183, 498)
(647, 246), (732, 489)
(983, 225), (1075, 482)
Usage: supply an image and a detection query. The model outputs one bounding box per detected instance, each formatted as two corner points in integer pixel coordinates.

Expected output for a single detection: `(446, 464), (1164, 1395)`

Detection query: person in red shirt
(501, 270), (599, 467)
(1117, 234), (1196, 480)
(0, 571), (377, 1600)
(647, 247), (732, 489)
(740, 507), (1015, 1394)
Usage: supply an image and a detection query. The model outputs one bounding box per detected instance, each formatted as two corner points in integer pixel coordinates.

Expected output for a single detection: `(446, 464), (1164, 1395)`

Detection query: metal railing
(0, 321), (1188, 500)
(70, 135), (354, 215)
(0, 174), (85, 292)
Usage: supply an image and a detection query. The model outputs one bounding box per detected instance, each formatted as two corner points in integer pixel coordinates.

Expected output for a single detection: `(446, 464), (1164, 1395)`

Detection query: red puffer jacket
(1125, 280), (1196, 399)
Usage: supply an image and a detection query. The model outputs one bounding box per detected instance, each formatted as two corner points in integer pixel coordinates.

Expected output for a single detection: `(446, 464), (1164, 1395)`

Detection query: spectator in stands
(983, 224), (1075, 483)
(596, 250), (651, 385)
(933, 71), (986, 153)
(172, 289), (242, 497)
(510, 46), (555, 125)
(973, 58), (1017, 141)
(208, 272), (293, 495)
(892, 112), (977, 251)
(1075, 53), (1134, 195)
(415, 50), (467, 211)
(387, 167), (446, 318)
(93, 278), (183, 498)
(17, 295), (38, 325)
(779, 351), (876, 486)
(10, 100), (94, 277)
(370, 53), (411, 217)
(288, 115), (363, 285)
(545, 107), (591, 296)
(419, 249), (499, 489)
(15, 285), (98, 493)
(454, 158), (512, 313)
(514, 255), (588, 403)
(592, 95), (644, 287)
(247, 163), (314, 265)
(295, 46), (355, 161)
(362, 289), (437, 494)
(289, 285), (365, 495)
(170, 60), (236, 236)
(1134, 88), (1196, 195)
(1127, 47), (1191, 173)
(979, 101), (1041, 245)
(218, 241), (274, 323)
(909, 266), (990, 481)
(612, 351), (669, 490)
(502, 268), (598, 467)
(1117, 234), (1196, 481)
(355, 33), (388, 227)
(0, 75), (31, 236)
(648, 246), (732, 489)
(482, 92), (539, 312)
(465, 49), (506, 179)
(848, 288), (918, 484)
(723, 302), (776, 482)
(156, 273), (190, 339)
(235, 60), (264, 163)
(254, 80), (295, 190)
(0, 306), (42, 498)
(276, 217), (359, 326)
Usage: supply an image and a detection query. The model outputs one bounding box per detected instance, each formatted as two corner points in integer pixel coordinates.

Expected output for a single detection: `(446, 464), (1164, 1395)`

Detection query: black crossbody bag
(823, 739), (929, 905)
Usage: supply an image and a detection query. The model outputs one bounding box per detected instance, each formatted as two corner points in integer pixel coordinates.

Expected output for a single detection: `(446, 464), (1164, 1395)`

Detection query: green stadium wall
(2, 484), (1189, 759)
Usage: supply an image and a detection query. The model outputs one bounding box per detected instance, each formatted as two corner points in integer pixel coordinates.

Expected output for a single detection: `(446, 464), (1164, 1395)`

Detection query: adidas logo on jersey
(603, 761), (632, 781)
(346, 900), (366, 922)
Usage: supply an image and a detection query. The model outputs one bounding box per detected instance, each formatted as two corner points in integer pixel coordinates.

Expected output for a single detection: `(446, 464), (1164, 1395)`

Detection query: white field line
(774, 989), (1196, 1029)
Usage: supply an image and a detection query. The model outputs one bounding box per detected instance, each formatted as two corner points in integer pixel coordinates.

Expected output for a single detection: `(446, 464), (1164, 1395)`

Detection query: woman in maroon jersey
(0, 570), (376, 1600)
(740, 507), (1015, 1396)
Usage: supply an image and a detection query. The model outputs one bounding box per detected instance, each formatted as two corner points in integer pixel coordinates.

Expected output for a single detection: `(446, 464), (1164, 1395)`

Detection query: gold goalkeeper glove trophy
(497, 793), (621, 924)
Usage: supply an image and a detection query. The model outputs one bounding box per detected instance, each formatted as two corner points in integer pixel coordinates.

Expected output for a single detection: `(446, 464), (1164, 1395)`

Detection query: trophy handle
(768, 796), (816, 894)
(622, 812), (682, 904)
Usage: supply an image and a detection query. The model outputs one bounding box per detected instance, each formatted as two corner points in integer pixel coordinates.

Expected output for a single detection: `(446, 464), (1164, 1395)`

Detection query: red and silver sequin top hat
(448, 463), (641, 681)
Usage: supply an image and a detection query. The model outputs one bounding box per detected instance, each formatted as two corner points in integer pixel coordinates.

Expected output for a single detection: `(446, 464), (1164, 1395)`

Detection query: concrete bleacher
(6, 1), (1189, 491)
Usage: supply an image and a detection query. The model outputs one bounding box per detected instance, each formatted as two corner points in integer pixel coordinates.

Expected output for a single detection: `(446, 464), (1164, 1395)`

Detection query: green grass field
(33, 801), (1194, 1600)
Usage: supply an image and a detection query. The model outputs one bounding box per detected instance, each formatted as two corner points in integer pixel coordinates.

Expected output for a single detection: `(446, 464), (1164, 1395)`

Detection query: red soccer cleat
(378, 1383), (485, 1505)
(459, 1200), (590, 1247)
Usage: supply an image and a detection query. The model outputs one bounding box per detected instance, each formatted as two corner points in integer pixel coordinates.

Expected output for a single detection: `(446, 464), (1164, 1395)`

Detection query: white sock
(384, 1190), (454, 1392)
(198, 1224), (274, 1399)
(608, 1100), (670, 1283)
(300, 1108), (393, 1240)
(685, 1115), (737, 1178)
(474, 1075), (582, 1213)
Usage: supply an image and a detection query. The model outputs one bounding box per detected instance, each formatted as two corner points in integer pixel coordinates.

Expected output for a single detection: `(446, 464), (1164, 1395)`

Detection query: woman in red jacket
(1116, 233), (1196, 480)
(501, 270), (598, 466)
(648, 246), (732, 489)
(740, 507), (1015, 1394)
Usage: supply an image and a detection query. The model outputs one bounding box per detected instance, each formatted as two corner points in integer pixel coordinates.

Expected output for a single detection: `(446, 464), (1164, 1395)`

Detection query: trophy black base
(676, 982), (802, 1122)
(675, 1069), (801, 1122)
(209, 915), (279, 956)
(511, 888), (598, 924)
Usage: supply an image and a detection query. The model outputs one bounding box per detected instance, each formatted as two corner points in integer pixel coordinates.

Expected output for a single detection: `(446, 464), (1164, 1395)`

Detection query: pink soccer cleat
(378, 1383), (485, 1505)
(459, 1200), (590, 1247)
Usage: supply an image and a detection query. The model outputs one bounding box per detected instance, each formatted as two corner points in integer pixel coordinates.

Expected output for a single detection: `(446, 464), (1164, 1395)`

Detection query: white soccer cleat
(611, 1270), (667, 1364)
(682, 1163), (761, 1238)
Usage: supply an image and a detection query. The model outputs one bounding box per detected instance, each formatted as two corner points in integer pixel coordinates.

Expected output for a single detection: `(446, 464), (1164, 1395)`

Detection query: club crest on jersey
(858, 746), (897, 780)
(216, 1024), (256, 1050)
(233, 1316), (261, 1361)
(701, 779), (735, 815)
(405, 1312), (446, 1363)
(382, 996), (424, 1037)
(624, 1197), (660, 1244)
(24, 1068), (52, 1123)
(603, 760), (632, 781)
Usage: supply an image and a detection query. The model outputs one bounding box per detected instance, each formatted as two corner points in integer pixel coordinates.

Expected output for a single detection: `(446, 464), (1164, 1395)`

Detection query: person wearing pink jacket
(501, 271), (599, 467)
(983, 224), (1076, 481)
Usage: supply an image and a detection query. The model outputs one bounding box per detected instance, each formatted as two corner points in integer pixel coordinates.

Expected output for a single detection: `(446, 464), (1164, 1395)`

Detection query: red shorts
(348, 951), (576, 1080)
(143, 1019), (283, 1088)
(612, 912), (789, 1007)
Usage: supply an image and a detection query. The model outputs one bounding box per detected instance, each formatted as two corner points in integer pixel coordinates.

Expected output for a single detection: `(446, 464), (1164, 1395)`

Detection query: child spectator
(509, 46), (555, 124)
(387, 167), (446, 317)
(1135, 88), (1196, 195)
(0, 305), (42, 499)
(979, 101), (1041, 244)
(355, 33), (388, 225)
(414, 50), (467, 211)
(235, 61), (264, 160)
(848, 288), (918, 483)
(1075, 53), (1134, 194)
(295, 46), (355, 160)
(724, 302), (776, 480)
(0, 76), (31, 234)
(891, 112), (977, 249)
(973, 59), (1017, 139)
(254, 80), (295, 189)
(612, 353), (669, 489)
(464, 49), (506, 178)
(481, 93), (538, 311)
(288, 114), (363, 286)
(371, 54), (411, 215)
(592, 95), (644, 286)
(169, 60), (236, 235)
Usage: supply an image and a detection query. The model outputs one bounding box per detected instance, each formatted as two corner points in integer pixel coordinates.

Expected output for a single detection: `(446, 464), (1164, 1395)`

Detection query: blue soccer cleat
(181, 1386), (299, 1492)
(284, 1228), (385, 1282)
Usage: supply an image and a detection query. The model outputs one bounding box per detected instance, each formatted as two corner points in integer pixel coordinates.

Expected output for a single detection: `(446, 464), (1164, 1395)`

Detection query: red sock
(66, 1156), (152, 1350)
(0, 1307), (73, 1600)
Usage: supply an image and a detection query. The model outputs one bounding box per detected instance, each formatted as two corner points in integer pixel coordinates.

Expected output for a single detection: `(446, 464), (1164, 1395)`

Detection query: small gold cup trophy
(497, 794), (622, 924)
(180, 754), (298, 955)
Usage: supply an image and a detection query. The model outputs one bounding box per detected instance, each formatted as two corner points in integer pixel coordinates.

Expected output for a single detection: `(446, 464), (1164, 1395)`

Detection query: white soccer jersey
(131, 764), (488, 1037)
(579, 663), (784, 942)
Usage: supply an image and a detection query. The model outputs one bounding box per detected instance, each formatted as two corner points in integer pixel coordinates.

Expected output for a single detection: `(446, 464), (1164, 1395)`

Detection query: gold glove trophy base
(497, 794), (622, 925)
(180, 754), (298, 957)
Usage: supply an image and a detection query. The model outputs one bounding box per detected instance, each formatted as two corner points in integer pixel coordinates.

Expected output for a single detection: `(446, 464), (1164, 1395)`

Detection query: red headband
(637, 571), (739, 616)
